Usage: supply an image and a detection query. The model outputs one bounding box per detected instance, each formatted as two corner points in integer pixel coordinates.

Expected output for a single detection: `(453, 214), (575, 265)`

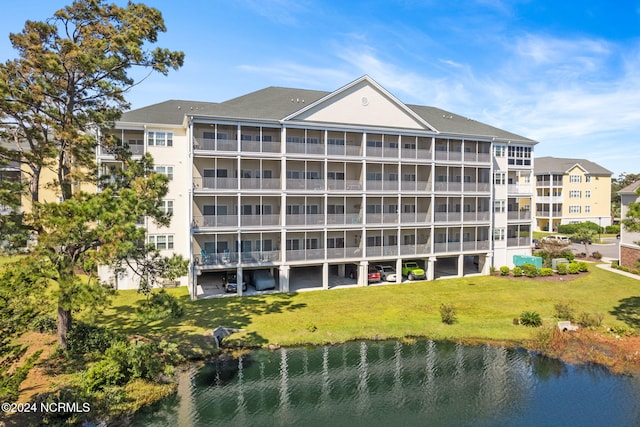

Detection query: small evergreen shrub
(31, 315), (57, 333)
(539, 268), (553, 277)
(591, 251), (602, 260)
(136, 289), (185, 321)
(556, 263), (568, 275)
(554, 302), (575, 321)
(561, 251), (575, 262)
(513, 266), (523, 277)
(577, 312), (603, 328)
(605, 225), (620, 234)
(521, 263), (539, 278)
(611, 260), (619, 268)
(66, 323), (125, 356)
(577, 262), (589, 272)
(440, 303), (457, 325)
(500, 266), (510, 276)
(519, 311), (542, 327)
(568, 262), (581, 274)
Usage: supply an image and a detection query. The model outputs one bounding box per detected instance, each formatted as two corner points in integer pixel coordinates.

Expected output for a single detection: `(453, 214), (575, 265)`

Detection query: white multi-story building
(98, 76), (537, 297)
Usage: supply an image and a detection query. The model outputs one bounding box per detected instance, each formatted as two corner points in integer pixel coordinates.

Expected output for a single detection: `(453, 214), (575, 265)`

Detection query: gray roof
(534, 156), (612, 176)
(119, 83), (534, 142)
(618, 180), (640, 195)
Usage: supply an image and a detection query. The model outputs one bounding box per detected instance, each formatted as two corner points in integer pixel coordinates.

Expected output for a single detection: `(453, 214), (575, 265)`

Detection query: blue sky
(2, 1), (640, 177)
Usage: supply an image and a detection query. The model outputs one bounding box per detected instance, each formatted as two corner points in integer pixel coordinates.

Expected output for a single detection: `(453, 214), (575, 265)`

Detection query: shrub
(632, 269), (640, 275)
(519, 311), (542, 327)
(500, 266), (510, 276)
(567, 262), (580, 274)
(577, 262), (589, 272)
(66, 323), (125, 356)
(591, 251), (602, 260)
(539, 268), (553, 277)
(554, 302), (575, 321)
(31, 315), (57, 334)
(605, 224), (620, 234)
(556, 263), (568, 275)
(611, 261), (619, 267)
(534, 250), (551, 267)
(560, 251), (575, 262)
(440, 303), (458, 324)
(513, 266), (523, 277)
(521, 263), (538, 278)
(558, 221), (601, 234)
(577, 312), (603, 328)
(136, 289), (185, 321)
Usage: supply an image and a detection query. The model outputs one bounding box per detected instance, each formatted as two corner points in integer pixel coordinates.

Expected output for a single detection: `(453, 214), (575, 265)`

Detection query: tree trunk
(57, 305), (72, 350)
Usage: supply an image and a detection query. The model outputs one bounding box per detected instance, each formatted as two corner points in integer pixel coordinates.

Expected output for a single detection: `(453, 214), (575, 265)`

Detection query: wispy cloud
(235, 0), (312, 26)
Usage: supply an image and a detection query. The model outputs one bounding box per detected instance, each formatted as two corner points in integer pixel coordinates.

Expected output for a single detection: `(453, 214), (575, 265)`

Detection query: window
(286, 239), (300, 251)
(585, 190), (591, 198)
(366, 204), (382, 214)
(328, 138), (345, 146)
(306, 171), (320, 180)
(160, 200), (173, 215)
(367, 235), (382, 246)
(569, 190), (581, 198)
(570, 175), (582, 183)
(569, 205), (581, 213)
(148, 131), (173, 147)
(327, 237), (344, 248)
(306, 137), (319, 144)
(585, 205), (591, 213)
(328, 171), (345, 180)
(154, 165), (174, 180)
(494, 145), (506, 157)
(493, 228), (505, 241)
(286, 136), (301, 143)
(494, 200), (505, 213)
(328, 204), (344, 214)
(585, 175), (591, 183)
(286, 170), (301, 179)
(286, 205), (301, 215)
(366, 140), (382, 147)
(507, 145), (532, 165)
(241, 169), (252, 178)
(494, 172), (506, 185)
(403, 173), (416, 182)
(148, 234), (174, 250)
(366, 172), (382, 181)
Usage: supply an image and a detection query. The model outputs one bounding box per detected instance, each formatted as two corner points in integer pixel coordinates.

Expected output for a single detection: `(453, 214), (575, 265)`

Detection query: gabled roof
(117, 76), (536, 143)
(534, 156), (612, 176)
(618, 180), (640, 195)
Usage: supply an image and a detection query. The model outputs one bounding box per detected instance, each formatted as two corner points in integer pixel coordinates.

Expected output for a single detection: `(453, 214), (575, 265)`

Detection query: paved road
(569, 237), (619, 259)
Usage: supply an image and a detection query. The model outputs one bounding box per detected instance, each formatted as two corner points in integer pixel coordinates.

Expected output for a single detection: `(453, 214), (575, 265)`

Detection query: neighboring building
(618, 180), (640, 269)
(97, 76), (538, 297)
(533, 157), (612, 232)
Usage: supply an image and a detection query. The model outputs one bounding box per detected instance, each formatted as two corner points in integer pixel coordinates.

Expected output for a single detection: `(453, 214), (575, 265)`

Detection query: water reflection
(130, 340), (640, 427)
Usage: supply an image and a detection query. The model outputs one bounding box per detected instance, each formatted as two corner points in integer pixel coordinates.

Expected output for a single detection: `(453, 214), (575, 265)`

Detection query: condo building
(533, 157), (612, 232)
(97, 76), (537, 297)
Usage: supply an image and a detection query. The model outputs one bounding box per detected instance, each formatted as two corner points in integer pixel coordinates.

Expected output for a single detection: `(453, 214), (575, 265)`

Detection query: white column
(396, 258), (403, 284)
(237, 266), (243, 296)
(279, 265), (290, 292)
(427, 256), (436, 281)
(322, 262), (329, 290)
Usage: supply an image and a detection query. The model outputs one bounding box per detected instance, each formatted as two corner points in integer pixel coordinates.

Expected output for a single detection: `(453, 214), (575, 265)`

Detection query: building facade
(98, 76), (537, 297)
(618, 181), (640, 269)
(533, 157), (612, 232)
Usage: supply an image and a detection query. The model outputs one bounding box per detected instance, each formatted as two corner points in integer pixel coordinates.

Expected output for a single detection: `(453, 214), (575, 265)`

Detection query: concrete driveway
(569, 237), (619, 260)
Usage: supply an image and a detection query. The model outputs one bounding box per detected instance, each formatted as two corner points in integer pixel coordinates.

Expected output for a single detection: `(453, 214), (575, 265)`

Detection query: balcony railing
(240, 140), (281, 153)
(463, 182), (491, 193)
(365, 213), (398, 225)
(507, 237), (530, 247)
(434, 212), (462, 223)
(327, 180), (363, 191)
(195, 250), (280, 267)
(536, 196), (563, 203)
(434, 151), (463, 161)
(286, 142), (325, 155)
(536, 180), (563, 187)
(326, 214), (362, 225)
(193, 215), (238, 228)
(326, 246), (362, 259)
(286, 214), (325, 226)
(197, 138), (238, 152)
(98, 144), (144, 156)
(508, 184), (532, 194)
(327, 144), (362, 156)
(507, 211), (532, 221)
(536, 211), (562, 217)
(434, 241), (462, 253)
(240, 178), (281, 190)
(193, 177), (238, 190)
(463, 152), (491, 163)
(240, 214), (280, 227)
(462, 240), (491, 251)
(400, 148), (431, 161)
(286, 249), (324, 261)
(400, 180), (430, 192)
(365, 147), (399, 158)
(286, 179), (325, 191)
(462, 212), (491, 222)
(434, 182), (463, 192)
(400, 212), (430, 223)
(366, 180), (399, 191)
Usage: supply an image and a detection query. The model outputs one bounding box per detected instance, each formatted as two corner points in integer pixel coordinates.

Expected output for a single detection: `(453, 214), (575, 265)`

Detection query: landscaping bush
(539, 268), (553, 277)
(611, 260), (619, 267)
(577, 262), (589, 272)
(605, 224), (620, 234)
(31, 315), (57, 334)
(560, 251), (575, 262)
(567, 262), (581, 274)
(66, 323), (125, 356)
(519, 311), (542, 327)
(136, 289), (185, 321)
(534, 250), (551, 268)
(440, 303), (457, 325)
(556, 263), (568, 275)
(500, 266), (510, 276)
(521, 263), (538, 278)
(512, 266), (523, 277)
(591, 251), (602, 260)
(577, 312), (603, 328)
(554, 302), (575, 321)
(558, 221), (601, 234)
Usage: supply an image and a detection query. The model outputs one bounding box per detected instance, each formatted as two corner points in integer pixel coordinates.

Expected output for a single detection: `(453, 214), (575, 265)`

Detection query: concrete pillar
(338, 263), (345, 278)
(427, 257), (436, 281)
(322, 262), (329, 290)
(482, 252), (492, 275)
(279, 265), (290, 292)
(237, 267), (243, 296)
(359, 260), (368, 287)
(396, 258), (403, 284)
(458, 254), (464, 277)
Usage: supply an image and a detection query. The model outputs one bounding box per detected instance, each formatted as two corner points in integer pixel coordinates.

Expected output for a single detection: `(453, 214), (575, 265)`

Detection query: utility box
(552, 258), (570, 270)
(513, 255), (543, 269)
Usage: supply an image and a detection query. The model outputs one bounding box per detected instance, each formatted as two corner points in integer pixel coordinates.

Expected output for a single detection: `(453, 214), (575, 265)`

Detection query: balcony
(366, 213), (398, 225)
(508, 184), (532, 195)
(366, 180), (399, 191)
(286, 142), (325, 156)
(193, 215), (238, 228)
(434, 182), (463, 192)
(286, 214), (325, 226)
(463, 152), (492, 163)
(434, 212), (462, 223)
(286, 179), (325, 191)
(462, 212), (491, 222)
(240, 178), (281, 191)
(434, 241), (462, 253)
(98, 143), (144, 156)
(326, 214), (362, 225)
(193, 177), (238, 190)
(240, 215), (280, 227)
(400, 148), (432, 161)
(286, 249), (324, 261)
(240, 140), (281, 154)
(536, 180), (563, 187)
(195, 250), (280, 267)
(400, 212), (430, 224)
(507, 237), (530, 247)
(196, 138), (237, 152)
(327, 180), (363, 191)
(326, 246), (362, 259)
(365, 147), (399, 159)
(536, 196), (563, 203)
(536, 210), (562, 217)
(463, 182), (491, 193)
(400, 180), (431, 192)
(400, 244), (430, 256)
(508, 211), (532, 221)
(327, 144), (362, 157)
(434, 150), (462, 162)
(462, 240), (491, 251)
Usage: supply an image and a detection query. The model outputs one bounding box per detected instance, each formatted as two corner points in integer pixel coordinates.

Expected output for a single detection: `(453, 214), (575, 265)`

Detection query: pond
(129, 340), (640, 426)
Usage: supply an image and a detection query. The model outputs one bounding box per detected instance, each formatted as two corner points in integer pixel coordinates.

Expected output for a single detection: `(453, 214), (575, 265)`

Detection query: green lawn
(93, 266), (640, 356)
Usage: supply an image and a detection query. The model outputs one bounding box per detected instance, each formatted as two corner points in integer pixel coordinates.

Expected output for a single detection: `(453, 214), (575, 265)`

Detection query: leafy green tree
(30, 153), (188, 349)
(0, 0), (184, 204)
(612, 173), (640, 217)
(570, 225), (598, 256)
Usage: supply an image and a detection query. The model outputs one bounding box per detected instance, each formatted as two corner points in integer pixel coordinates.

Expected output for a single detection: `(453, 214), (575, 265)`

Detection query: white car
(375, 265), (397, 282)
(541, 235), (570, 244)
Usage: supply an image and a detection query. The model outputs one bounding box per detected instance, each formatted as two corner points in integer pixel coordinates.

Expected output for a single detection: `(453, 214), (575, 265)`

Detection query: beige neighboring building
(618, 181), (640, 269)
(97, 75), (538, 297)
(534, 157), (612, 232)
